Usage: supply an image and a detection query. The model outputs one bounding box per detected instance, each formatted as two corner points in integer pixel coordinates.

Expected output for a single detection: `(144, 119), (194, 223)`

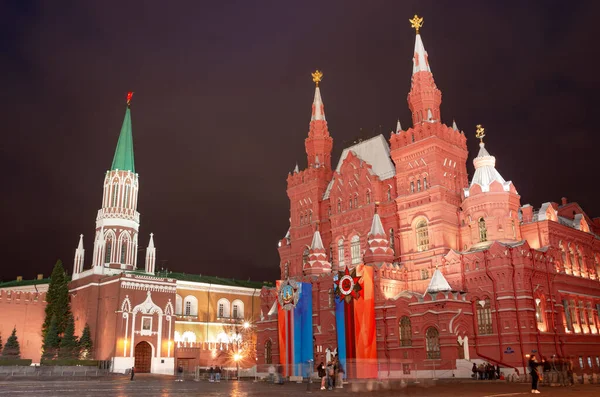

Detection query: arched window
(416, 220), (429, 252)
(563, 299), (573, 331)
(349, 197), (353, 209)
(410, 181), (415, 193)
(478, 217), (487, 242)
(124, 185), (130, 208)
(351, 236), (361, 265)
(265, 340), (273, 364)
(477, 298), (493, 335)
(120, 240), (128, 264)
(389, 228), (395, 253)
(309, 210), (312, 223)
(578, 301), (586, 325)
(399, 316), (412, 346)
(354, 195), (358, 209)
(217, 298), (231, 318)
(577, 248), (584, 275)
(387, 187), (392, 201)
(417, 179), (421, 192)
(423, 177), (428, 190)
(425, 327), (440, 359)
(175, 295), (183, 315)
(111, 183), (119, 207)
(105, 237), (113, 263)
(303, 247), (310, 267)
(535, 297), (545, 328)
(183, 295), (198, 316)
(569, 246), (576, 272)
(337, 239), (345, 268)
(337, 200), (342, 213)
(232, 300), (244, 319)
(366, 190), (371, 204)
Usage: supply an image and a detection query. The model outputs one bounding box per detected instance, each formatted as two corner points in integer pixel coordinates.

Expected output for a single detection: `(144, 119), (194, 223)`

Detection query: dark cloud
(2, 1), (599, 282)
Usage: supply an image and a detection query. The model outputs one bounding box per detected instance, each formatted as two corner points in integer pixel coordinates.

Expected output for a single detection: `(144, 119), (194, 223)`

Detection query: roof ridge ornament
(476, 124), (486, 143)
(409, 14), (424, 34)
(311, 69), (323, 87)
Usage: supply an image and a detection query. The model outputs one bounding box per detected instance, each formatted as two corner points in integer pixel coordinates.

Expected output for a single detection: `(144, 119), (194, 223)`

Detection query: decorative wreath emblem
(277, 279), (299, 311)
(334, 267), (362, 303)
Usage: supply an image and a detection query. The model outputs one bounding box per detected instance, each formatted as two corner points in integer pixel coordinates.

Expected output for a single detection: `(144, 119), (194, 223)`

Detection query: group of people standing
(317, 359), (344, 390)
(208, 365), (223, 382)
(472, 362), (502, 380)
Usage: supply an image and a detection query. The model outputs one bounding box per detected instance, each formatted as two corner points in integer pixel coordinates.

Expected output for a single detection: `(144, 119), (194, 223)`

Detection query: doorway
(134, 341), (152, 373)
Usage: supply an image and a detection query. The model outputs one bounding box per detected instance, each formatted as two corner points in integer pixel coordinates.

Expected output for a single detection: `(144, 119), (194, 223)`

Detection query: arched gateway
(134, 341), (152, 373)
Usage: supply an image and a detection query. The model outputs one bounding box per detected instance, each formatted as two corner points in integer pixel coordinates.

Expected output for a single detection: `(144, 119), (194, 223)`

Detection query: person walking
(177, 364), (184, 382)
(317, 362), (326, 390)
(208, 366), (214, 382)
(215, 366), (221, 382)
(529, 354), (541, 393)
(130, 366), (135, 381)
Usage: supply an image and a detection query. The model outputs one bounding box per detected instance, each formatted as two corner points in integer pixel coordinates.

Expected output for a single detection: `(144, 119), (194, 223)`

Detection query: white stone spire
(412, 33), (432, 75)
(145, 233), (156, 274)
(315, 155), (320, 167)
(424, 267), (452, 295)
(452, 120), (458, 131)
(369, 212), (386, 237)
(93, 228), (105, 267)
(396, 119), (402, 133)
(310, 229), (325, 250)
(73, 234), (85, 275)
(470, 142), (507, 189)
(311, 86), (326, 121)
(294, 163), (299, 173)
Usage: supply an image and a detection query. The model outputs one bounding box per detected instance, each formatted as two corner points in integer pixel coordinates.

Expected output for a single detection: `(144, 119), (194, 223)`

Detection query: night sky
(2, 1), (600, 283)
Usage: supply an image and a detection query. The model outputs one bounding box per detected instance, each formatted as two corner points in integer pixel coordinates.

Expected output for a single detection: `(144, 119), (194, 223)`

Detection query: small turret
(73, 234), (85, 275)
(144, 233), (156, 274)
(304, 224), (332, 275)
(363, 206), (394, 265)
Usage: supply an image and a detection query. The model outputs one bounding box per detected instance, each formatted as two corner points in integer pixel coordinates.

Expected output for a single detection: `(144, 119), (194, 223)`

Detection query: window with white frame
(477, 299), (493, 335)
(175, 295), (182, 315)
(183, 295), (198, 317)
(351, 236), (361, 265)
(232, 300), (244, 319)
(217, 298), (231, 318)
(141, 316), (152, 336)
(416, 220), (429, 252)
(478, 217), (487, 242)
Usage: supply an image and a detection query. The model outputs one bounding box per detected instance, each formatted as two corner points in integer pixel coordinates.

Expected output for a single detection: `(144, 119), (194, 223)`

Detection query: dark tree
(42, 315), (60, 360)
(59, 312), (79, 359)
(1, 327), (21, 359)
(79, 323), (93, 359)
(0, 334), (3, 355)
(42, 260), (71, 338)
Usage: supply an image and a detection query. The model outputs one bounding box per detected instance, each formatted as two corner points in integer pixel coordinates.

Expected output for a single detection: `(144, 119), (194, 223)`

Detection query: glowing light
(243, 321), (250, 329)
(234, 353), (241, 362)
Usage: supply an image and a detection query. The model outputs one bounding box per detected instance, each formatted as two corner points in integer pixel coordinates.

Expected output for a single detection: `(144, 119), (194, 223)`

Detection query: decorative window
(217, 298), (230, 318)
(420, 269), (429, 280)
(423, 177), (428, 189)
(337, 200), (342, 213)
(387, 187), (392, 201)
(416, 220), (429, 252)
(389, 228), (395, 253)
(328, 206), (332, 216)
(569, 247), (576, 271)
(303, 247), (310, 267)
(586, 302), (594, 325)
(309, 210), (312, 223)
(349, 197), (353, 209)
(366, 191), (371, 204)
(111, 183), (119, 207)
(535, 298), (544, 325)
(183, 295), (198, 316)
(570, 300), (577, 326)
(141, 317), (152, 336)
(232, 300), (244, 319)
(351, 236), (361, 265)
(410, 181), (415, 193)
(354, 195), (358, 208)
(417, 179), (421, 192)
(579, 301), (586, 325)
(577, 249), (584, 274)
(477, 299), (493, 335)
(105, 238), (113, 263)
(337, 239), (345, 268)
(120, 241), (127, 264)
(265, 340), (273, 364)
(399, 316), (412, 346)
(478, 217), (487, 242)
(425, 327), (441, 359)
(564, 299), (573, 331)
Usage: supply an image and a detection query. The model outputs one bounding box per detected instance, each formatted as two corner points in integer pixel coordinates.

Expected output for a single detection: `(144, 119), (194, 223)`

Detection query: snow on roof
(323, 134), (395, 199)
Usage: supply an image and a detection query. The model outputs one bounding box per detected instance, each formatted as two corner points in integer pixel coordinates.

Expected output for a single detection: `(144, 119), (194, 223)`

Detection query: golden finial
(475, 124), (486, 142)
(311, 70), (323, 87)
(409, 14), (424, 34)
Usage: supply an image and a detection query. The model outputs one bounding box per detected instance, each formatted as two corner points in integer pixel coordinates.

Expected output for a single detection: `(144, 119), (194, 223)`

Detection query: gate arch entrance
(134, 341), (152, 373)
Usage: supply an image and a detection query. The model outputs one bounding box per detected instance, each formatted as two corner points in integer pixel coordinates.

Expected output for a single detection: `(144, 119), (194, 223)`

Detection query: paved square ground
(0, 376), (598, 397)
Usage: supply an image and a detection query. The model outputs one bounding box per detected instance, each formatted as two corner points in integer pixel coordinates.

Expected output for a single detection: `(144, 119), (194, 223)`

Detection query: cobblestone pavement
(0, 376), (598, 397)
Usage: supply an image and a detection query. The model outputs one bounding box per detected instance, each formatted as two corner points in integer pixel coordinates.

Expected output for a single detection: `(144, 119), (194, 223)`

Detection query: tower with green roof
(72, 93), (156, 279)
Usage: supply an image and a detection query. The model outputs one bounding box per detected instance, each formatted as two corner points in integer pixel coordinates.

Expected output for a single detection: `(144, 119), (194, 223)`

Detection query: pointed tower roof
(111, 92), (135, 173)
(396, 119), (402, 133)
(305, 224), (331, 275)
(412, 31), (432, 75)
(369, 212), (386, 236)
(425, 267), (452, 295)
(148, 233), (155, 249)
(452, 120), (458, 131)
(469, 126), (511, 192)
(77, 234), (84, 250)
(311, 85), (326, 121)
(294, 163), (299, 173)
(310, 228), (325, 250)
